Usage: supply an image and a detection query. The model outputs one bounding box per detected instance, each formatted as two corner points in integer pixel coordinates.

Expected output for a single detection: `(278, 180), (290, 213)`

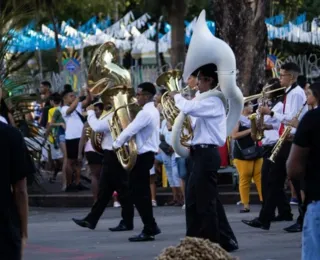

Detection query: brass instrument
(88, 42), (140, 171)
(85, 110), (109, 155)
(245, 85), (285, 141)
(5, 93), (42, 123)
(269, 101), (307, 163)
(156, 70), (193, 147)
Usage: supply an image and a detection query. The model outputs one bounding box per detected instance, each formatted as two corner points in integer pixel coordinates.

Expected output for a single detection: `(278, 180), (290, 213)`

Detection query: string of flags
(6, 12), (320, 55)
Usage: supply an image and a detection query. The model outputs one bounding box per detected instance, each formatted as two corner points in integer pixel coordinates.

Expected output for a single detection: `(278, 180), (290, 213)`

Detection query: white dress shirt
(0, 116), (8, 124)
(87, 110), (113, 151)
(113, 102), (160, 154)
(273, 85), (307, 134)
(262, 101), (282, 146)
(239, 114), (251, 128)
(174, 93), (226, 147)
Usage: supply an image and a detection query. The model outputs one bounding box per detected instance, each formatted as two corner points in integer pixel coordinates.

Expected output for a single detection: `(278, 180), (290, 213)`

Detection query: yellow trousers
(234, 158), (263, 207)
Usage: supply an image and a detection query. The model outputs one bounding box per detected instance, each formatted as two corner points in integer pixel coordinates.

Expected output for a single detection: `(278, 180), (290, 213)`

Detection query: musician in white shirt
(113, 82), (161, 242)
(256, 78), (288, 220)
(243, 62), (307, 232)
(169, 64), (238, 252)
(72, 104), (134, 233)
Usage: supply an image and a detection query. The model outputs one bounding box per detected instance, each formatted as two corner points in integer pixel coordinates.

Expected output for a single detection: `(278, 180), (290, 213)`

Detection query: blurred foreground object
(155, 237), (237, 260)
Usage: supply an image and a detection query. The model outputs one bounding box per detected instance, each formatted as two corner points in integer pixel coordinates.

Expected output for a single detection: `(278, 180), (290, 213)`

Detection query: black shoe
(272, 214), (293, 222)
(150, 225), (161, 236)
(221, 239), (239, 252)
(242, 218), (270, 230)
(128, 232), (155, 242)
(76, 183), (90, 191)
(240, 208), (250, 213)
(72, 218), (96, 230)
(109, 221), (133, 232)
(283, 223), (302, 233)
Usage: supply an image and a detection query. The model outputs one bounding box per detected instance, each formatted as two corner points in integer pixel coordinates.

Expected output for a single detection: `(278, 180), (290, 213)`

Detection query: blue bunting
(3, 13), (312, 53)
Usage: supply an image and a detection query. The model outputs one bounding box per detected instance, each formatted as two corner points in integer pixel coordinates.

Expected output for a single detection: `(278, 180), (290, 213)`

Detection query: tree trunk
(48, 7), (63, 72)
(210, 0), (267, 96)
(166, 0), (186, 69)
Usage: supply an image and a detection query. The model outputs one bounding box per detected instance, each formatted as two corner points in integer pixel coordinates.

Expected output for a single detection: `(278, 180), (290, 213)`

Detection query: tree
(211, 0), (268, 95)
(0, 2), (34, 84)
(143, 0), (208, 69)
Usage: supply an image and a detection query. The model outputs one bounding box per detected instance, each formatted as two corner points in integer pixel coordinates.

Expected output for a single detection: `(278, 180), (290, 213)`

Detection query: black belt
(191, 144), (218, 149)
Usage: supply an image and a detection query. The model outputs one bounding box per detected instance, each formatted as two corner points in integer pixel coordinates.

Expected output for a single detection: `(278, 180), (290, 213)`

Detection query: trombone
(243, 85), (286, 103)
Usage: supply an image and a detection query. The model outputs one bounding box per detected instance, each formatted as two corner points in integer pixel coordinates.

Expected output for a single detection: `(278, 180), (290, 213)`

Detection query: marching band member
(112, 82), (161, 242)
(258, 78), (284, 220)
(169, 64), (238, 252)
(72, 103), (134, 233)
(242, 62), (307, 231)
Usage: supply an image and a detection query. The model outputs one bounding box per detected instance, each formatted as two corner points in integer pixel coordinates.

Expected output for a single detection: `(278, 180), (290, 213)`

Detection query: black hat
(137, 82), (156, 96)
(197, 63), (218, 78)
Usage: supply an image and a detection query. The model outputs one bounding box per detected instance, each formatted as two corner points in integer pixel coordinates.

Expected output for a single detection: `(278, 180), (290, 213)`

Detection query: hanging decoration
(62, 49), (82, 91)
(5, 12), (320, 58)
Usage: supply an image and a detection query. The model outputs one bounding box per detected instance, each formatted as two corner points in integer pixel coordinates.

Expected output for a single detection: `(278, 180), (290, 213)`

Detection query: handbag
(235, 140), (261, 160)
(159, 140), (173, 155)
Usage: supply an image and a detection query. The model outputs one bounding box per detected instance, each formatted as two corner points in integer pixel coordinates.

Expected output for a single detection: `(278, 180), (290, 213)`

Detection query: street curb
(28, 192), (262, 207)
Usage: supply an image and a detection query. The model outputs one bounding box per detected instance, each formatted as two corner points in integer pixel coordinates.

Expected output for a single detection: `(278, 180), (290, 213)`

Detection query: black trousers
(186, 146), (237, 246)
(86, 150), (134, 227)
(0, 224), (22, 260)
(129, 151), (157, 234)
(261, 145), (289, 217)
(259, 141), (292, 224)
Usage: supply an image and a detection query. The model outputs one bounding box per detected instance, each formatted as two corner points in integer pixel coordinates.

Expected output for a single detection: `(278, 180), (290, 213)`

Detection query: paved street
(25, 205), (301, 260)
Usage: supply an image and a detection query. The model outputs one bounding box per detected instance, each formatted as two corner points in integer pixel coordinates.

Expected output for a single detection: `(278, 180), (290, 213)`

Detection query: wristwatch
(270, 111), (274, 117)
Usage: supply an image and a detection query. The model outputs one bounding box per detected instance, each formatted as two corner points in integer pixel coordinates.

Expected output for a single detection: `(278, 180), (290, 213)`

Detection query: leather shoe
(109, 222), (133, 232)
(128, 232), (155, 242)
(272, 214), (293, 222)
(242, 218), (270, 230)
(72, 218), (95, 230)
(283, 223), (302, 233)
(221, 239), (239, 252)
(150, 225), (161, 236)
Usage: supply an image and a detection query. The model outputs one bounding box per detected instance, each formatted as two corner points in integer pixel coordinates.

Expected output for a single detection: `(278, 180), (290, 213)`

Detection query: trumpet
(245, 85), (285, 141)
(269, 101), (307, 163)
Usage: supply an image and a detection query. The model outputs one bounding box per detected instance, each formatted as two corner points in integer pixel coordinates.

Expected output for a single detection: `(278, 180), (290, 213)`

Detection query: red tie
(279, 95), (286, 136)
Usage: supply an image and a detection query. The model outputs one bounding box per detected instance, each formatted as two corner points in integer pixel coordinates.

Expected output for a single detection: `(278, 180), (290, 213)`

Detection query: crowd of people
(1, 56), (320, 259)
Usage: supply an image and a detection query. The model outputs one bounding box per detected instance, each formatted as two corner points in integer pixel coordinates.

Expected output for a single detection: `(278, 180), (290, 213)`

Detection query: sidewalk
(28, 167), (261, 207)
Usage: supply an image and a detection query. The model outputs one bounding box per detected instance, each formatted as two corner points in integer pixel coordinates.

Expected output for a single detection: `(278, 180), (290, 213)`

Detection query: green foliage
(0, 2), (35, 88)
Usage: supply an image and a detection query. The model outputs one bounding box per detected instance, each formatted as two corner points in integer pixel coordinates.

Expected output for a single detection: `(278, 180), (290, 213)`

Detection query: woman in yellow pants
(231, 102), (263, 213)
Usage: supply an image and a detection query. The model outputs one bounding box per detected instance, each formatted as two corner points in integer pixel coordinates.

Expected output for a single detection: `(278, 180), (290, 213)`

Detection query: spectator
(61, 86), (91, 191)
(39, 81), (52, 128)
(0, 122), (34, 259)
(287, 85), (320, 259)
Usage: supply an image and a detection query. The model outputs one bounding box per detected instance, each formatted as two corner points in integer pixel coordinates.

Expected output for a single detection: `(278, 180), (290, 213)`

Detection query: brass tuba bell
(87, 42), (140, 171)
(156, 70), (193, 147)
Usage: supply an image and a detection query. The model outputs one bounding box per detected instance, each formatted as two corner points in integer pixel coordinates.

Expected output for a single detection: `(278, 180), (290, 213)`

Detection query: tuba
(88, 42), (140, 171)
(156, 70), (193, 146)
(171, 10), (244, 157)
